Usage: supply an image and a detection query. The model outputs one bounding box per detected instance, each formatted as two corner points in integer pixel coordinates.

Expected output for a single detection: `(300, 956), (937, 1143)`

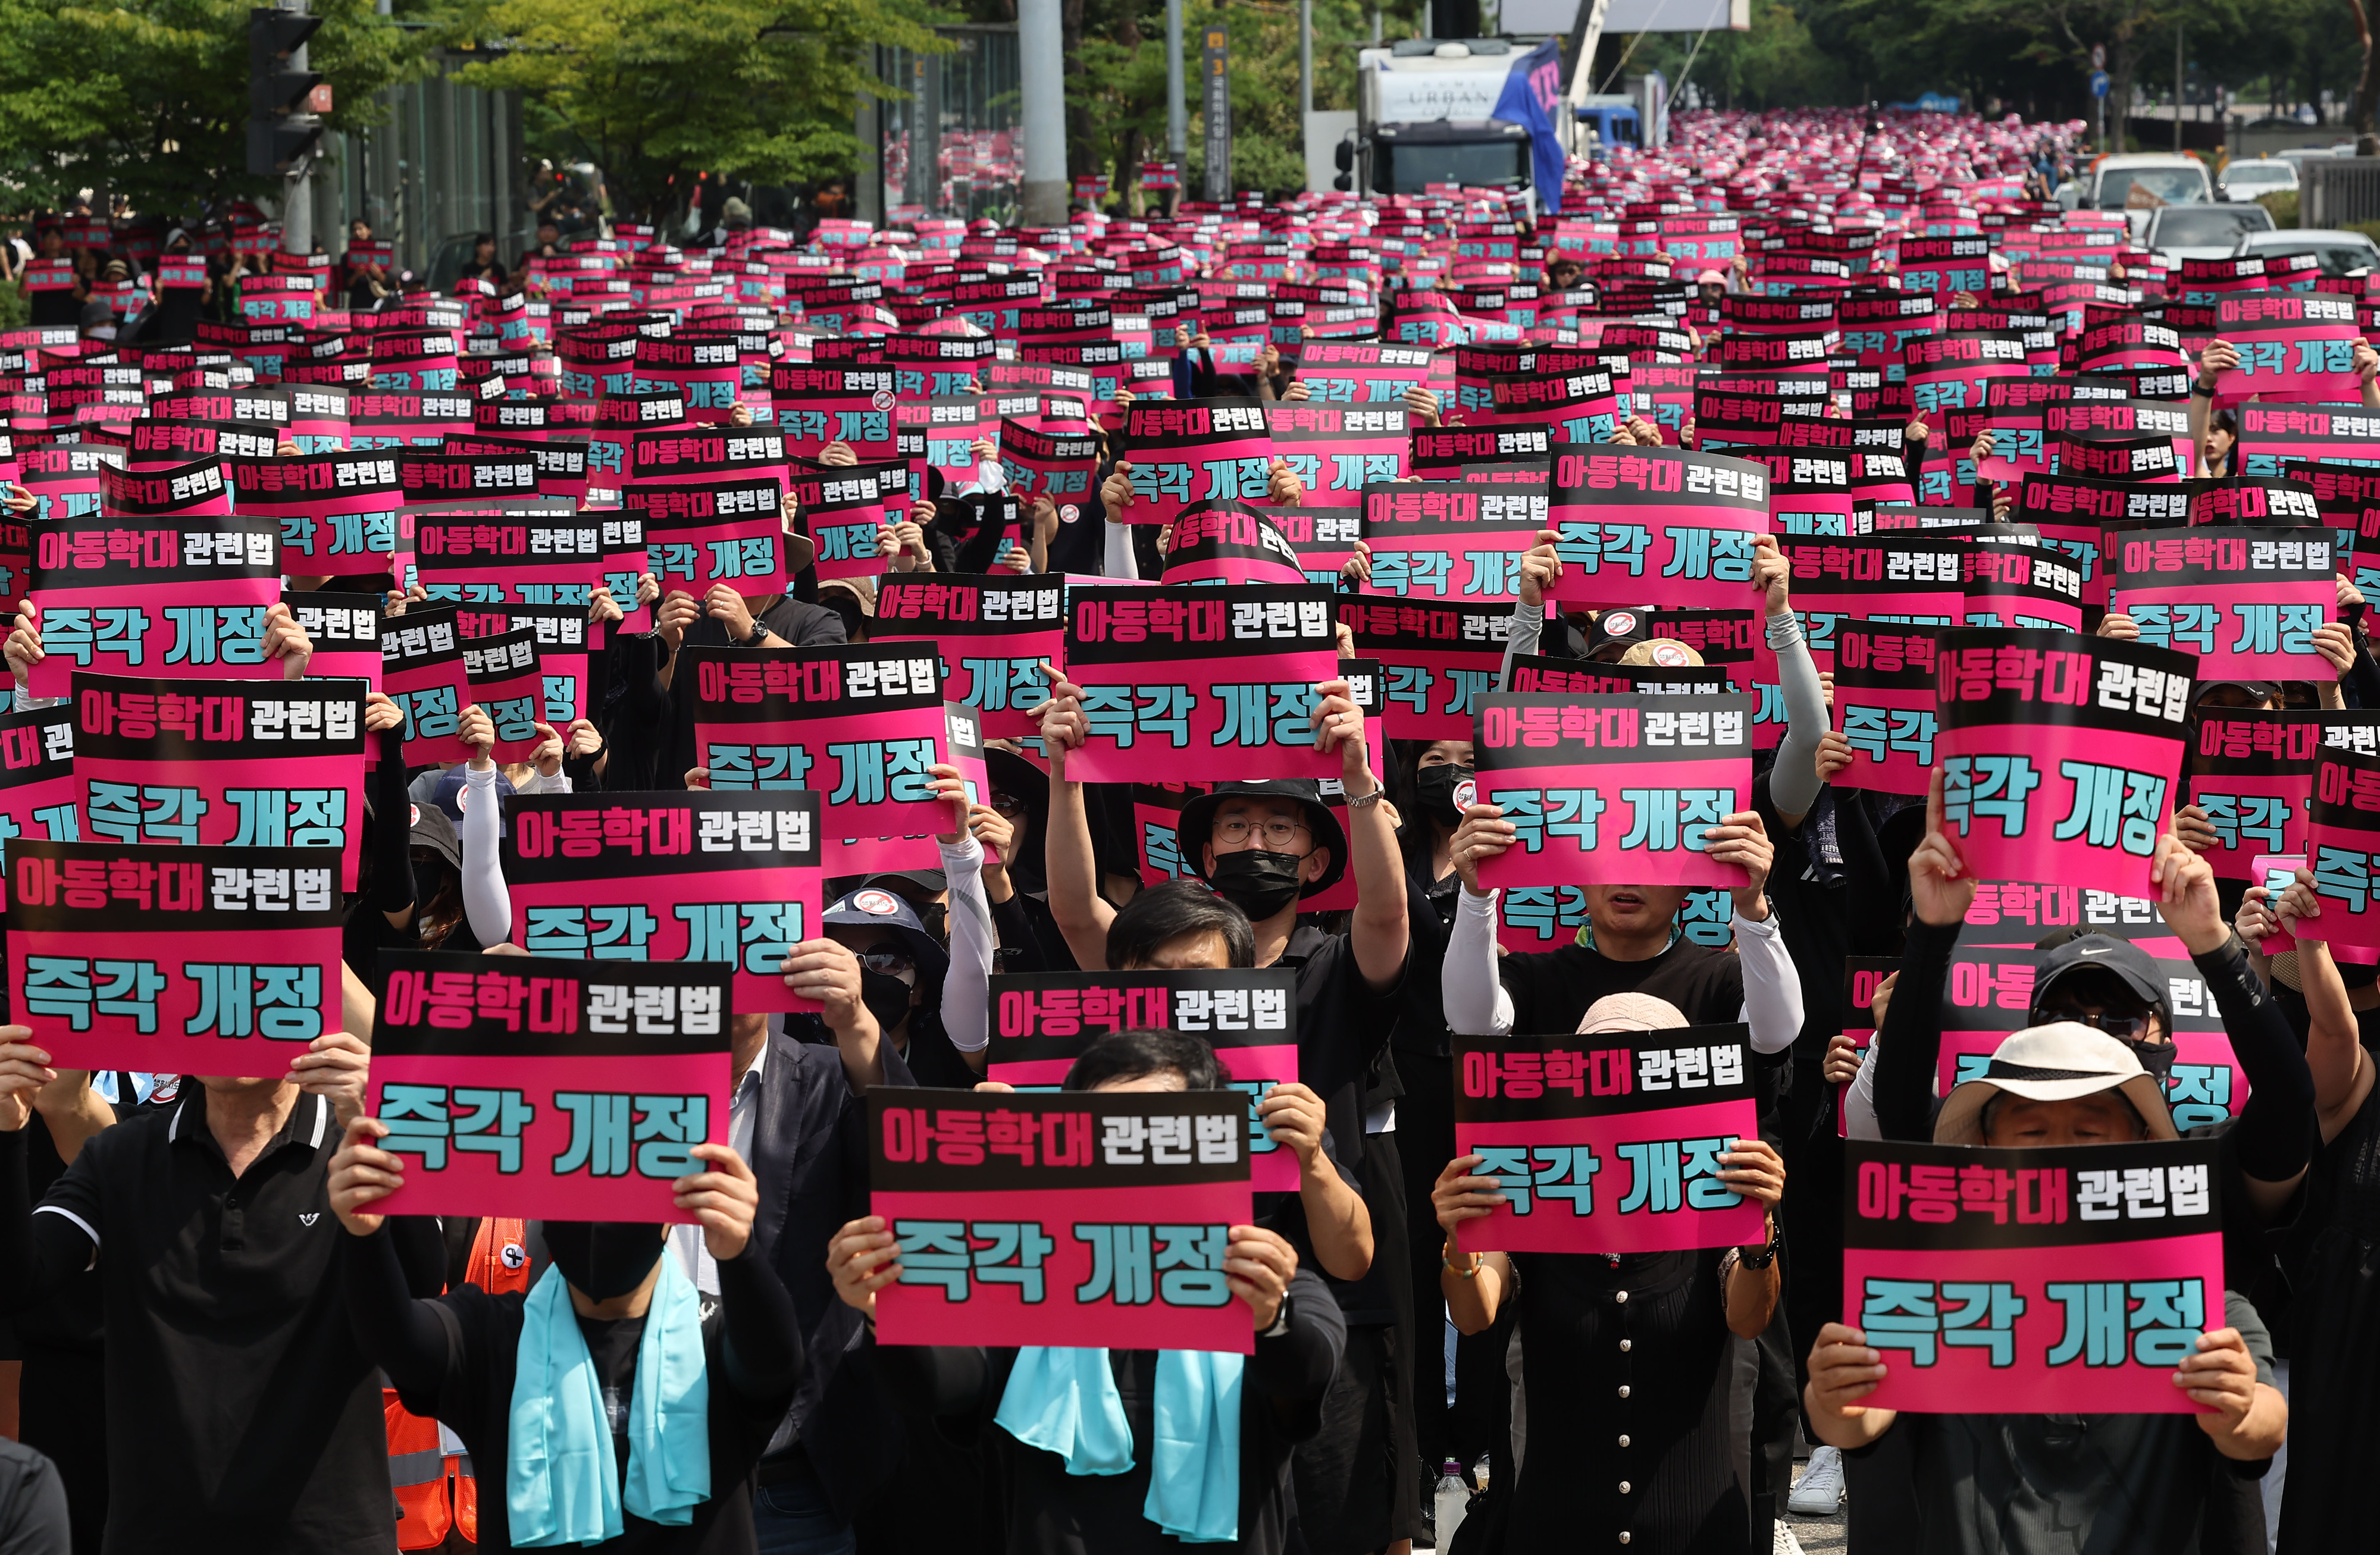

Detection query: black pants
(19, 1343), (105, 1555)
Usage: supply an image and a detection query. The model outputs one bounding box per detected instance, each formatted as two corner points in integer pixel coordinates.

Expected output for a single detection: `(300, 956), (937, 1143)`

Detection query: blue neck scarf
(507, 1259), (711, 1546)
(996, 1346), (1244, 1544)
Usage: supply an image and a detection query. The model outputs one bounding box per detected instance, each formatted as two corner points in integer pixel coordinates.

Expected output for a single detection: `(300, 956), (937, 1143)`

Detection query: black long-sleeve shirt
(342, 1224), (803, 1554)
(871, 1265), (1345, 1555)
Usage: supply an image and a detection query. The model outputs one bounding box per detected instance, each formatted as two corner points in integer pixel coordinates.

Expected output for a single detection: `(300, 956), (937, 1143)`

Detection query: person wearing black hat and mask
(1035, 672), (1419, 1553)
(329, 1115), (803, 1553)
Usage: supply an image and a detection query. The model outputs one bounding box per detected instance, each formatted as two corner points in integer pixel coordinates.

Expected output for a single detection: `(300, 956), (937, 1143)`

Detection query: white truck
(1335, 40), (1539, 202)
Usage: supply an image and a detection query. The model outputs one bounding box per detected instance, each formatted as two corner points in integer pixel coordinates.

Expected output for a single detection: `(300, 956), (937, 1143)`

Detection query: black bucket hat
(1172, 779), (1349, 898)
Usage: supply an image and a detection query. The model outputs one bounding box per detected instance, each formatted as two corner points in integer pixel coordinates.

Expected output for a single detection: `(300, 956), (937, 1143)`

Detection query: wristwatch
(1261, 1297), (1292, 1338)
(1346, 786), (1385, 811)
(740, 620), (771, 648)
(1739, 1215), (1781, 1270)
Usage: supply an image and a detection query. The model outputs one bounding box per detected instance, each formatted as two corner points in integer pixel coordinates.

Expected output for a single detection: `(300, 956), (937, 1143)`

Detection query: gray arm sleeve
(1767, 611), (1829, 817)
(1498, 599), (1545, 689)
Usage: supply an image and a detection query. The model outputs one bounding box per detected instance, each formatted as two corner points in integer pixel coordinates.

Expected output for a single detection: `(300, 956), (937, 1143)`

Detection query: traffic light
(248, 6), (324, 175)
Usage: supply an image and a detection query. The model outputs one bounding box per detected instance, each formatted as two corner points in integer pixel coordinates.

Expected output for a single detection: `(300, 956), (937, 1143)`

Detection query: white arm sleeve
(1103, 518), (1140, 581)
(1731, 909), (1804, 1055)
(524, 770), (573, 795)
(1497, 598), (1545, 690)
(1843, 1039), (1883, 1141)
(1766, 611), (1830, 818)
(1442, 886), (1515, 1036)
(937, 831), (995, 1053)
(460, 765), (513, 950)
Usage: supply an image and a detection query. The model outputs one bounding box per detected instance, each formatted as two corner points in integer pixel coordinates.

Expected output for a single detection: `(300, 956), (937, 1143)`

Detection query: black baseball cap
(2033, 933), (2168, 1020)
(1583, 607), (1651, 661)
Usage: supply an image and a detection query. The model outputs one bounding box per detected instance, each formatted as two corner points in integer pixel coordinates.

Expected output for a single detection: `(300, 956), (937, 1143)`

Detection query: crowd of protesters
(0, 101), (2370, 1555)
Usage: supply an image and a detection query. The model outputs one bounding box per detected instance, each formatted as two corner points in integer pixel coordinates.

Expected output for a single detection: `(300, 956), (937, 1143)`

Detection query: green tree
(0, 0), (437, 218)
(450, 0), (953, 222)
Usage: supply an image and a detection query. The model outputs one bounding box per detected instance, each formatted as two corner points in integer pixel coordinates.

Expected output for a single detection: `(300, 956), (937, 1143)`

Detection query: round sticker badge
(851, 888), (904, 917)
(1648, 640), (1693, 668)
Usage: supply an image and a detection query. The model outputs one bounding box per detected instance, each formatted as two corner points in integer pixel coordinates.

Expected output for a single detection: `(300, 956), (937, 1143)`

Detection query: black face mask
(2116, 1033), (2177, 1087)
(1416, 764), (1474, 826)
(1208, 849), (1305, 921)
(413, 860), (450, 910)
(541, 1221), (665, 1301)
(860, 968), (915, 1035)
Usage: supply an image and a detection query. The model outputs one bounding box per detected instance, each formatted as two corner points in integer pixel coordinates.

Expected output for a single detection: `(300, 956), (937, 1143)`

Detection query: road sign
(2090, 70), (2110, 99)
(2091, 43), (2106, 70)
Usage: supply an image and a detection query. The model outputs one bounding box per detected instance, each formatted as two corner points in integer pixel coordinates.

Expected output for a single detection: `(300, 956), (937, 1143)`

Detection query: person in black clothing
(0, 1027), (443, 1555)
(826, 1029), (1346, 1555)
(457, 233), (506, 289)
(330, 1115), (801, 1553)
(0, 1440), (67, 1555)
(1432, 993), (1788, 1554)
(1835, 772), (2312, 1554)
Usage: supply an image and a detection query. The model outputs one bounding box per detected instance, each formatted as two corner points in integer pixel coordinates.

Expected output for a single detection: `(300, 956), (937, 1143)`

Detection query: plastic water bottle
(1432, 1459), (1470, 1548)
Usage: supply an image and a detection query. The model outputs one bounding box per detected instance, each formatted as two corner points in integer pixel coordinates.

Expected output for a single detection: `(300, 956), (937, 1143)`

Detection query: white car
(2146, 200), (2277, 264)
(2234, 227), (2380, 276)
(2216, 159), (2298, 199)
(2081, 153), (2214, 240)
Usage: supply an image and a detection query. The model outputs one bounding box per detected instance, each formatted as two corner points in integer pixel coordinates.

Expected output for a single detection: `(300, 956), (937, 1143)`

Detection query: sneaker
(1787, 1444), (1844, 1516)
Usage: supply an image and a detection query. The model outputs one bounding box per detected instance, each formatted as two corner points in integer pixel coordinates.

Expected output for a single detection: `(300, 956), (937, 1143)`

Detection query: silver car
(2234, 227), (2380, 277)
(2146, 201), (2276, 264)
(2216, 159), (2299, 199)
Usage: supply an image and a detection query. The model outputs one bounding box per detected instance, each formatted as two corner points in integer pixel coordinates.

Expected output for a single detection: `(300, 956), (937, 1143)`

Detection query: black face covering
(413, 860), (450, 910)
(860, 968), (915, 1035)
(2117, 1033), (2178, 1087)
(1416, 764), (1475, 826)
(1208, 849), (1305, 921)
(541, 1221), (665, 1300)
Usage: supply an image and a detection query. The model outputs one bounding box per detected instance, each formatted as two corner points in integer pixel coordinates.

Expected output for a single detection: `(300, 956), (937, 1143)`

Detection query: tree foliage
(0, 0), (437, 218)
(450, 0), (952, 222)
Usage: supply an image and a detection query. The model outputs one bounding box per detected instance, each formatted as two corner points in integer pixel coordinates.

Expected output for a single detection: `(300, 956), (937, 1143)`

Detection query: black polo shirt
(0, 1089), (415, 1554)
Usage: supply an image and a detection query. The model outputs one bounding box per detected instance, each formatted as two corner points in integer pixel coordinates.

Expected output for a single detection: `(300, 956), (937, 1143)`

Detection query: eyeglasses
(989, 789), (1027, 817)
(1214, 818), (1310, 848)
(2037, 1001), (2156, 1040)
(857, 949), (916, 976)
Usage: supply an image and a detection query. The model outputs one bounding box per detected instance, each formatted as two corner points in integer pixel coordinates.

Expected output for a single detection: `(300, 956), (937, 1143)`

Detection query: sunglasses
(988, 790), (1026, 817)
(2035, 1002), (2156, 1040)
(857, 949), (916, 976)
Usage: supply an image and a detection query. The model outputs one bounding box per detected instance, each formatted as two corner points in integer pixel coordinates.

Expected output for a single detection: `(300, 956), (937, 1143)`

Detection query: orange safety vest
(385, 1218), (533, 1548)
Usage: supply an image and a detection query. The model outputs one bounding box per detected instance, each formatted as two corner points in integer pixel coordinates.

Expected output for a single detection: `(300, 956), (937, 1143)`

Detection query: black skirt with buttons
(1505, 1247), (1746, 1555)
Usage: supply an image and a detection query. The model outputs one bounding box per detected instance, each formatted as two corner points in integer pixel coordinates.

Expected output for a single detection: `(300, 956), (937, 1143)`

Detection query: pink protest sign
(1337, 597), (1510, 740)
(1059, 584), (1339, 783)
(499, 790), (822, 1014)
(73, 673), (365, 890)
(412, 509), (607, 608)
(395, 450), (542, 507)
(768, 365), (898, 461)
(2307, 742), (2380, 948)
(446, 430), (591, 503)
(1487, 363), (1626, 445)
(789, 462), (895, 582)
(1000, 419), (1100, 520)
(127, 419), (280, 471)
(1471, 692), (1753, 891)
(1642, 609), (1788, 752)
(1121, 397), (1272, 528)
(1411, 425), (1552, 476)
(1837, 957), (1895, 1137)
(99, 456), (233, 521)
(1265, 403), (1409, 507)
(873, 573), (1065, 740)
(2250, 854), (2305, 954)
(5, 838), (343, 1076)
(1291, 341), (1435, 406)
(2106, 527), (2335, 681)
(898, 395), (987, 488)
(348, 389), (476, 452)
(1935, 629), (2194, 899)
(0, 704), (80, 850)
(26, 512), (283, 698)
(1833, 622), (1940, 795)
(2218, 292), (2363, 403)
(459, 628), (546, 764)
(2186, 710), (2319, 883)
(379, 604), (473, 763)
(1358, 480), (1545, 603)
(457, 603), (590, 726)
(2016, 471), (2190, 609)
(1843, 1137), (2226, 1415)
(231, 450), (404, 575)
(1158, 503), (1311, 586)
(683, 642), (950, 849)
(1778, 535), (1965, 671)
(1904, 330), (2028, 418)
(2237, 403), (2380, 479)
(987, 968), (1303, 1193)
(287, 591), (384, 686)
(1452, 1026), (1767, 1256)
(869, 1086), (1256, 1354)
(1545, 448), (1770, 611)
(625, 478), (791, 598)
(1962, 538), (2085, 632)
(1958, 882), (2187, 957)
(366, 950), (732, 1222)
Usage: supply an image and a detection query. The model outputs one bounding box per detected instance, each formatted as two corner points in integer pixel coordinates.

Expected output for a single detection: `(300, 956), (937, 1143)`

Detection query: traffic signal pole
(249, 0), (325, 253)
